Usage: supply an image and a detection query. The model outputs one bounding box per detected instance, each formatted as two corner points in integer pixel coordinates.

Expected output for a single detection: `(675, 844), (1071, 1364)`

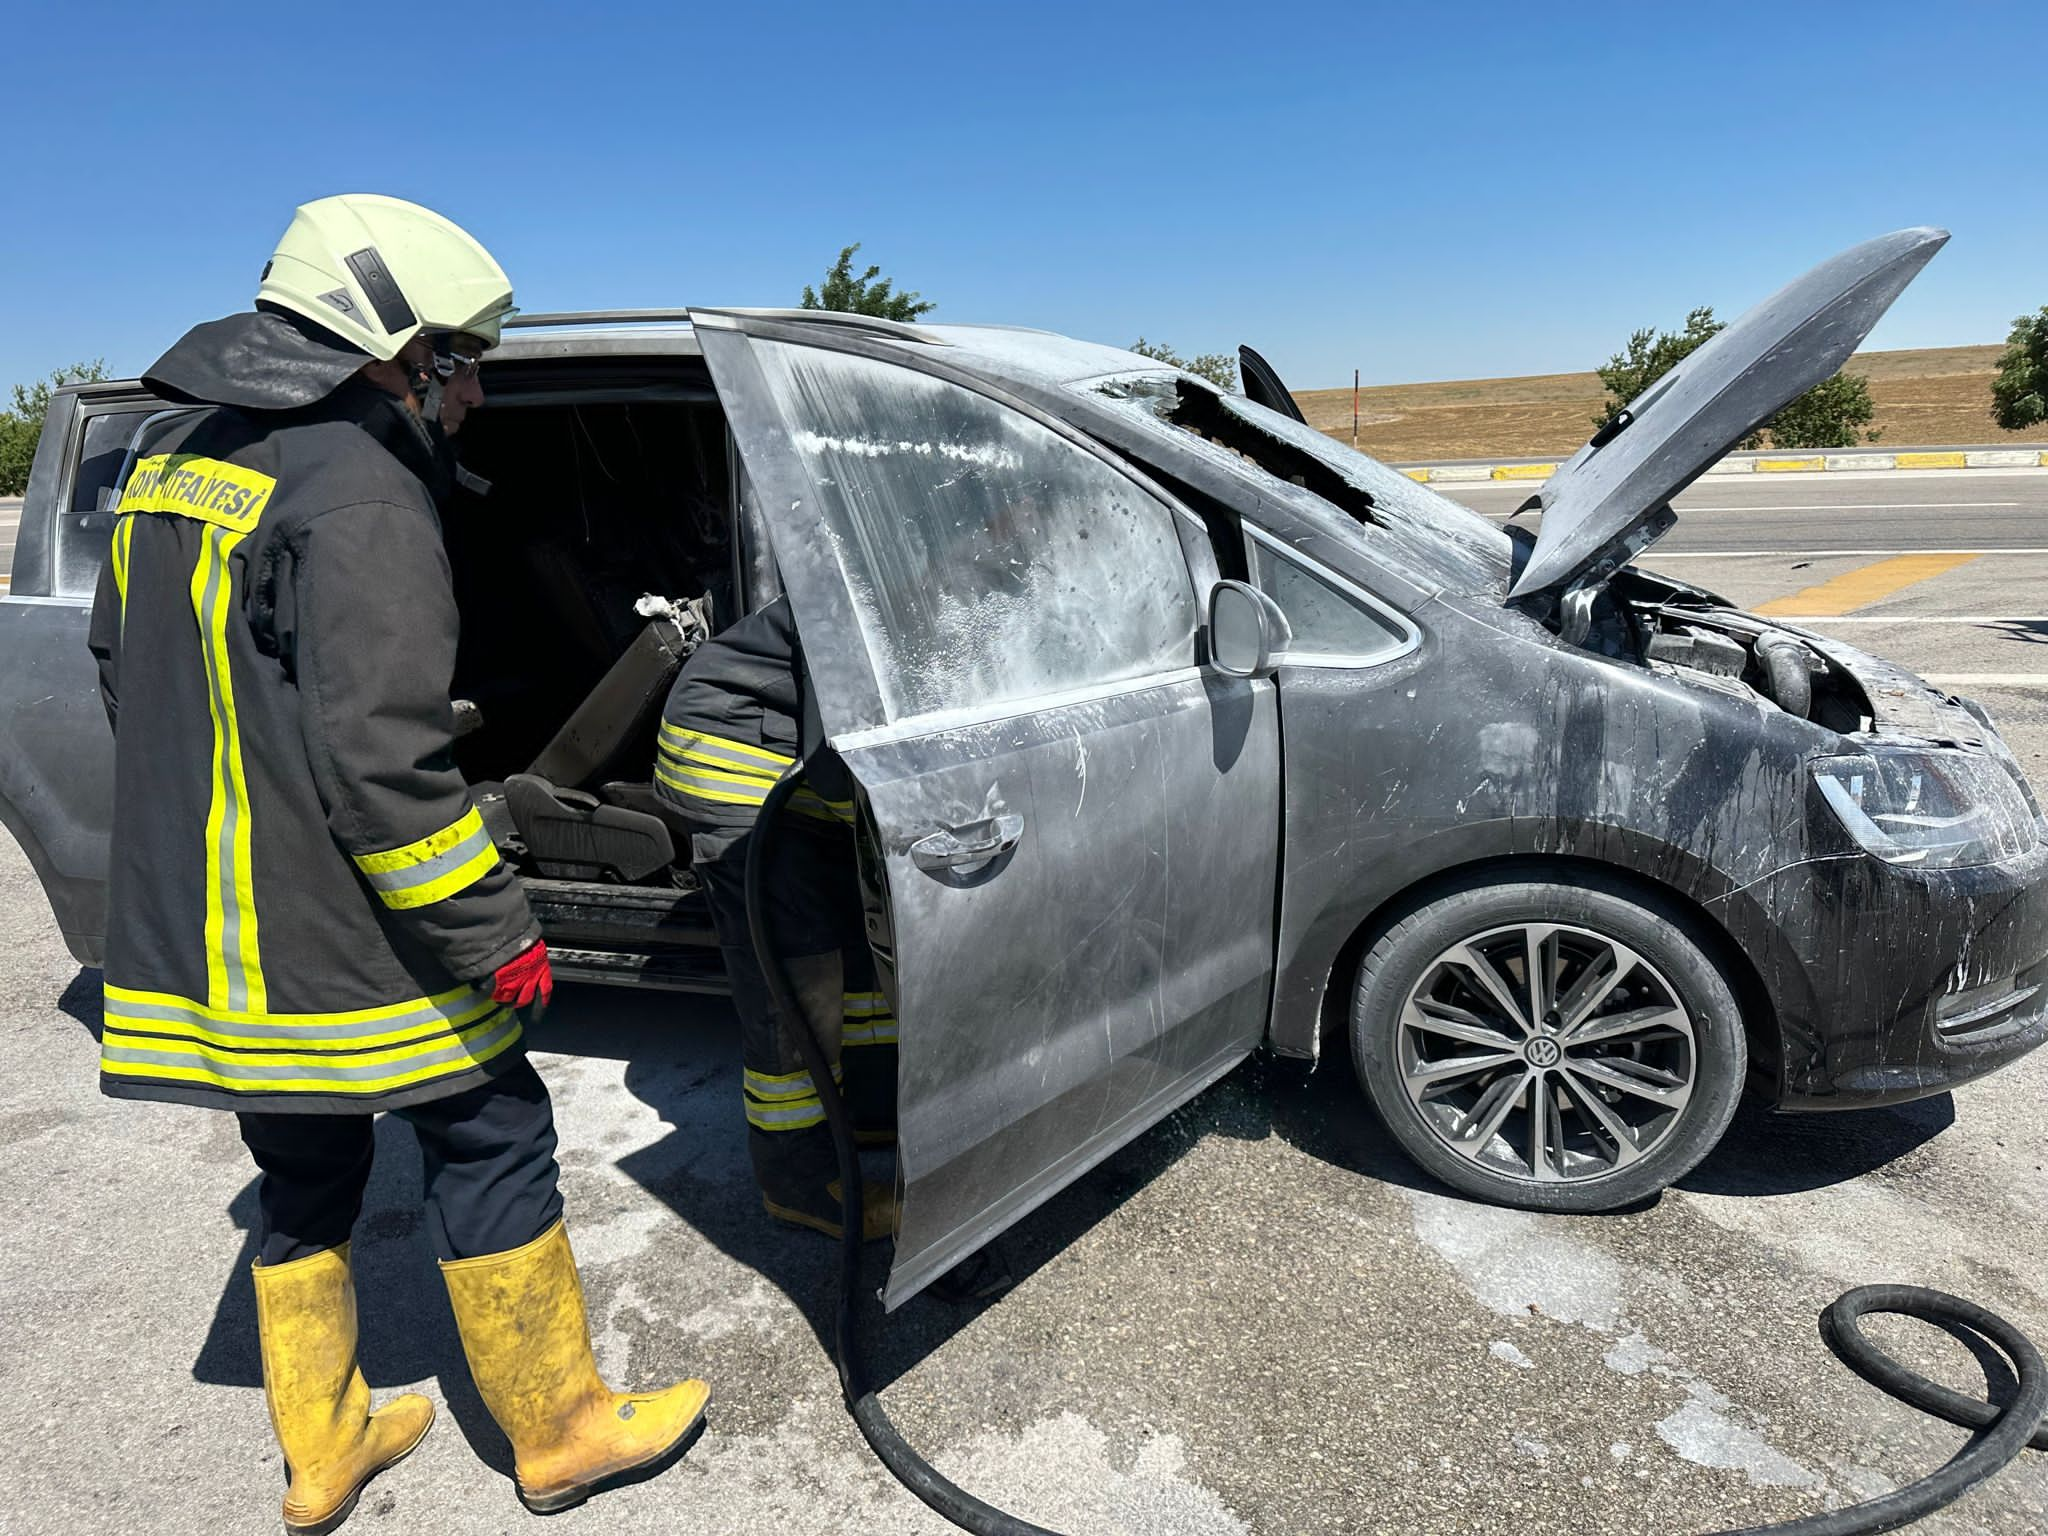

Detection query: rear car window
(53, 407), (161, 598)
(749, 341), (1199, 722)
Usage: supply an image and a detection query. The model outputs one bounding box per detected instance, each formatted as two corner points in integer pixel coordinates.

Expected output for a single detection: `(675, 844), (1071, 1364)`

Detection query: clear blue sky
(5, 1), (2043, 394)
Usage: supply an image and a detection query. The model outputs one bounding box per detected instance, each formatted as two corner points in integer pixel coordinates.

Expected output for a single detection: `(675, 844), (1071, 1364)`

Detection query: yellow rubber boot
(251, 1246), (434, 1536)
(762, 1177), (898, 1242)
(440, 1220), (710, 1513)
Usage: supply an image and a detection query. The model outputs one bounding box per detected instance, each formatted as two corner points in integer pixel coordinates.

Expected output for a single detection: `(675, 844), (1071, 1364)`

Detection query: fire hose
(745, 765), (2046, 1536)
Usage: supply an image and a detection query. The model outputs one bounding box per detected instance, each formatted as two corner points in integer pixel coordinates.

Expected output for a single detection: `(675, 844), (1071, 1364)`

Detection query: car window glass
(1252, 540), (1411, 662)
(52, 408), (159, 598)
(750, 340), (1198, 721)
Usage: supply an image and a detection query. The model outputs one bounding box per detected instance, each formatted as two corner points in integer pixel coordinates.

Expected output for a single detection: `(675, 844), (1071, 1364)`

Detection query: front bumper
(1731, 833), (2048, 1108)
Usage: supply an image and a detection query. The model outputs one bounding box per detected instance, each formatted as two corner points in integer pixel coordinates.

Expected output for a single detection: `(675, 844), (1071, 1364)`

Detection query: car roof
(69, 312), (1170, 399)
(491, 310), (1170, 393)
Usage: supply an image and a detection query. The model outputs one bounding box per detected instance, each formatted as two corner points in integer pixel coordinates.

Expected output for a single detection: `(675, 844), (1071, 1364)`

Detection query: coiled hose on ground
(745, 766), (2046, 1536)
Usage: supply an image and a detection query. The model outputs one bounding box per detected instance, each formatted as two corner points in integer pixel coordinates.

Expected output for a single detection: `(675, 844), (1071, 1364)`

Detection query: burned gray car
(4, 226), (2044, 1307)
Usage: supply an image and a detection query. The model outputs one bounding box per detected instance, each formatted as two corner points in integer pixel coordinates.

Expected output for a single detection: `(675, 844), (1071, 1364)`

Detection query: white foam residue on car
(792, 429), (1023, 472)
(767, 345), (1200, 724)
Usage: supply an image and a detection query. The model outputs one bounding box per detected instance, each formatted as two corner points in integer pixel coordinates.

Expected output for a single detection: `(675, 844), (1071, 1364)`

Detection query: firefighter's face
(398, 335), (488, 435)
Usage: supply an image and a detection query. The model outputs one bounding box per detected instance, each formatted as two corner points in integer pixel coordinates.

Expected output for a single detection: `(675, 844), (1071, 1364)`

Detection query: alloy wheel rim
(1396, 921), (1698, 1183)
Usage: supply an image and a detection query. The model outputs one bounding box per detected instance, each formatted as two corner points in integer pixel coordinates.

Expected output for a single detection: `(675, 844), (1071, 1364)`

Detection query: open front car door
(693, 313), (1282, 1305)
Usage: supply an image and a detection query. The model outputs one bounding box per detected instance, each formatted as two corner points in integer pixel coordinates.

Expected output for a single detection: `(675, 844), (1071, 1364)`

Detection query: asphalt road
(5, 473), (2048, 1534)
(1449, 465), (2048, 554)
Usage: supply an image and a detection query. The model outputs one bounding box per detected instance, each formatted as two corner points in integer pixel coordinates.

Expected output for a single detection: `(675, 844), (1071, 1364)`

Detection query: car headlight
(1813, 748), (2040, 868)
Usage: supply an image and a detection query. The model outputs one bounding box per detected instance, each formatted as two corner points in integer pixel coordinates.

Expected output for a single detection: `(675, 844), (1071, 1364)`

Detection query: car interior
(439, 378), (738, 898)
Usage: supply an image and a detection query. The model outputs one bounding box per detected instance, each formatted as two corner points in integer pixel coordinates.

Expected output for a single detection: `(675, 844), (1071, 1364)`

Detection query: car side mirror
(1207, 579), (1290, 678)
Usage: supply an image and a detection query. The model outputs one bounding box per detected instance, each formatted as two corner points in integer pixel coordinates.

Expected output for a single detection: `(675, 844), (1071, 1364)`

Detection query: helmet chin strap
(408, 358), (446, 433)
(403, 353), (492, 499)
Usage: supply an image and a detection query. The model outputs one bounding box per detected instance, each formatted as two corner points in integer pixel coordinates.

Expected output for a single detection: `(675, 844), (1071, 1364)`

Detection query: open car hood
(1508, 227), (1949, 602)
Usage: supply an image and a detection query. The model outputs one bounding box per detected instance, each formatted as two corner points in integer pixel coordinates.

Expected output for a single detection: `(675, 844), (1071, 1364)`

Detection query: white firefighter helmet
(256, 194), (516, 360)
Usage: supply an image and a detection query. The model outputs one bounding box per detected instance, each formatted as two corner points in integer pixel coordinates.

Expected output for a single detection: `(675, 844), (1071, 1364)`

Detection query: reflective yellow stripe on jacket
(112, 453), (281, 1012)
(110, 516), (135, 626)
(352, 806), (501, 910)
(100, 982), (522, 1097)
(193, 520), (265, 1012)
(655, 726), (853, 823)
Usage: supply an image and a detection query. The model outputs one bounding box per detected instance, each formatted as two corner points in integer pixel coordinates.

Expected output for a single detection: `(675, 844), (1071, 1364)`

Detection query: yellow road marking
(1491, 462), (1556, 480)
(1896, 451), (1967, 470)
(1403, 468), (1432, 482)
(1756, 456), (1825, 473)
(1754, 552), (1980, 617)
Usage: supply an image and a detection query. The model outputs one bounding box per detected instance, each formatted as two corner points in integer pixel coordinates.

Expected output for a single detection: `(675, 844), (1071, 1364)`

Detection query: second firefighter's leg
(238, 1114), (435, 1535)
(407, 1060), (710, 1514)
(839, 937), (899, 1148)
(695, 828), (893, 1241)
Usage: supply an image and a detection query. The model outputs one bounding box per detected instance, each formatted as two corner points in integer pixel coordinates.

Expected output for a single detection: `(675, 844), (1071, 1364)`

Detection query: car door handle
(910, 814), (1024, 871)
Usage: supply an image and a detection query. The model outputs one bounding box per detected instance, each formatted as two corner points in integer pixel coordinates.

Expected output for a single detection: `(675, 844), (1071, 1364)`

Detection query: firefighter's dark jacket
(655, 595), (854, 831)
(86, 312), (538, 1115)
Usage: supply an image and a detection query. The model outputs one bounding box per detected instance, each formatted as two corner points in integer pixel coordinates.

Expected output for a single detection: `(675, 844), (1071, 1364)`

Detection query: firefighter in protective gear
(654, 594), (900, 1240)
(86, 194), (707, 1530)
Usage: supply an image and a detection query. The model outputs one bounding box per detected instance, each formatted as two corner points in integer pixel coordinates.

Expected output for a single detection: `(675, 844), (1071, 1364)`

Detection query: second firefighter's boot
(440, 1220), (710, 1513)
(752, 1123), (897, 1241)
(252, 1246), (435, 1536)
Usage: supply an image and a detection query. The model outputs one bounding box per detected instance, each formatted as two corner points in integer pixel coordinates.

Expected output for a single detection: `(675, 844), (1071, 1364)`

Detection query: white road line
(1648, 549), (2048, 560)
(1768, 616), (2048, 625)
(1927, 675), (2048, 687)
(1480, 502), (2023, 519)
(1679, 501), (2025, 512)
(1438, 467), (2048, 486)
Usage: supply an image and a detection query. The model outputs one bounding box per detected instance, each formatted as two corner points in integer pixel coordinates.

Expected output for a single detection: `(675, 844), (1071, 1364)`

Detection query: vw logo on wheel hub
(1525, 1035), (1562, 1068)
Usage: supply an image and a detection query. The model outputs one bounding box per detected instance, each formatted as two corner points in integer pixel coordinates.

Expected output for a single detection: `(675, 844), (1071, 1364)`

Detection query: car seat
(472, 597), (711, 882)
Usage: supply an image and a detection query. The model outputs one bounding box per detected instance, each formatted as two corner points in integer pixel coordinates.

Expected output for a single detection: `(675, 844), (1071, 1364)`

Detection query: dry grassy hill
(1292, 345), (2046, 462)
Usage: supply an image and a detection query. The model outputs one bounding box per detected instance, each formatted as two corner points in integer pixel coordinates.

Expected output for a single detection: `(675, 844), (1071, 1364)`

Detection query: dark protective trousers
(689, 818), (898, 1200)
(237, 1055), (565, 1267)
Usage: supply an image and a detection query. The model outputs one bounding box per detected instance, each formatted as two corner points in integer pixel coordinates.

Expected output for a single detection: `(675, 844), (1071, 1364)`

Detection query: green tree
(799, 243), (935, 321)
(0, 360), (109, 495)
(1594, 308), (1877, 450)
(1990, 306), (2048, 431)
(1129, 337), (1239, 391)
(1593, 307), (1727, 434)
(1764, 372), (1878, 449)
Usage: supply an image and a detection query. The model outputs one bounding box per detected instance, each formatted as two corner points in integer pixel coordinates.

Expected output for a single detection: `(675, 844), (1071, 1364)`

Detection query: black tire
(1351, 867), (1746, 1212)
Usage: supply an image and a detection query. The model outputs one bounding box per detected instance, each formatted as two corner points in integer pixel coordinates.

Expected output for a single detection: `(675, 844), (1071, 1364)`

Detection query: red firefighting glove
(492, 940), (554, 1017)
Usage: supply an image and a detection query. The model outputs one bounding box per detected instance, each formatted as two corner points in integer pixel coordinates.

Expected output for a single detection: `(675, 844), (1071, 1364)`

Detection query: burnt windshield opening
(1155, 378), (1382, 530)
(1091, 372), (1513, 599)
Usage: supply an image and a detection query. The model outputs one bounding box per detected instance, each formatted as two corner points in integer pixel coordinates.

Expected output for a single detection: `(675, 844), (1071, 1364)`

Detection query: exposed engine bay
(1584, 563), (1870, 732)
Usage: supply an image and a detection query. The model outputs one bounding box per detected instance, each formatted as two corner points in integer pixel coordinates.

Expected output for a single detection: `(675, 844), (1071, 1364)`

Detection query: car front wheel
(1351, 870), (1746, 1212)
